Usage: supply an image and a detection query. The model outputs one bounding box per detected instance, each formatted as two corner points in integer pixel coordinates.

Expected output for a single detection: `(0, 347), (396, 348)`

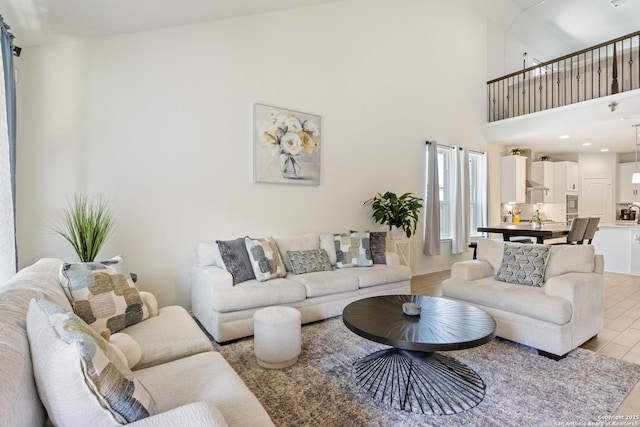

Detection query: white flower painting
(254, 103), (321, 185)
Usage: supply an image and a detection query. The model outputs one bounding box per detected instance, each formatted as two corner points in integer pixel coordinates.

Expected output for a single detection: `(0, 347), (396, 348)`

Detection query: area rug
(211, 317), (640, 427)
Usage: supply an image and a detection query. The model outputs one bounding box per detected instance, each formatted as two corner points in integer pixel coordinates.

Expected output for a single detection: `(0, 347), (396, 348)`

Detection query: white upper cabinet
(553, 161), (578, 202)
(501, 155), (526, 204)
(530, 161), (555, 204)
(618, 162), (640, 203)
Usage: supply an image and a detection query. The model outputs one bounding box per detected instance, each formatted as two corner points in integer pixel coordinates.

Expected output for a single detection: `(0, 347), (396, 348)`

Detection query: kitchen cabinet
(501, 155), (526, 204)
(617, 162), (640, 203)
(592, 224), (640, 275)
(553, 161), (578, 203)
(530, 161), (555, 203)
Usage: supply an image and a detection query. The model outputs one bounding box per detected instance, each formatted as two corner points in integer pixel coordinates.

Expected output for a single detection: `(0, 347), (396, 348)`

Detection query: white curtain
(451, 147), (470, 254)
(0, 16), (16, 283)
(423, 141), (440, 256)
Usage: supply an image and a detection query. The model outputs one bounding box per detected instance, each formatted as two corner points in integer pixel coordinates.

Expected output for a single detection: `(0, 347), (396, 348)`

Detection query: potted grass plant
(364, 191), (423, 239)
(51, 193), (116, 262)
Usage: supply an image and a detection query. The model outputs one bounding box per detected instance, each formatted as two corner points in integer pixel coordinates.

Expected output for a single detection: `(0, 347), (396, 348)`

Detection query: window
(429, 146), (487, 241)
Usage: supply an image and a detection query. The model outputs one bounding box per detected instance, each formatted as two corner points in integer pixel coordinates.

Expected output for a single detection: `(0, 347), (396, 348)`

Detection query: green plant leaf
(50, 194), (116, 262)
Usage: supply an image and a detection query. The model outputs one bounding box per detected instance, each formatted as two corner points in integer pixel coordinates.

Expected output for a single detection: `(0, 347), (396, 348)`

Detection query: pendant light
(633, 124), (640, 184)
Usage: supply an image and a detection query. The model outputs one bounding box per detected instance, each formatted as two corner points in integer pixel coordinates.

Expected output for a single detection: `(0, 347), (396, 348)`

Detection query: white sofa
(441, 238), (605, 359)
(191, 233), (412, 343)
(0, 258), (274, 427)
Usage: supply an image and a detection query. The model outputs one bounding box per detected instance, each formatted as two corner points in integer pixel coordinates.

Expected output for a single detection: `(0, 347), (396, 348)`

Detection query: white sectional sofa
(0, 258), (274, 427)
(441, 238), (605, 359)
(191, 233), (412, 343)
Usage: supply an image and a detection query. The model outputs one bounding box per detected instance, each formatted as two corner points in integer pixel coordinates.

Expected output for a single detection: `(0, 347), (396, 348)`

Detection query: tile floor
(411, 270), (640, 416)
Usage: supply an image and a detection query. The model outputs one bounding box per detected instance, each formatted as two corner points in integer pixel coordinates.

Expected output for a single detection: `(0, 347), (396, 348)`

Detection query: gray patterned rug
(211, 317), (640, 427)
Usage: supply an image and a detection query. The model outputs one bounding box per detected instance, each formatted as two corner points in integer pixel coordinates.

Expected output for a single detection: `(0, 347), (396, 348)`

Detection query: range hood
(526, 179), (549, 192)
(521, 148), (549, 192)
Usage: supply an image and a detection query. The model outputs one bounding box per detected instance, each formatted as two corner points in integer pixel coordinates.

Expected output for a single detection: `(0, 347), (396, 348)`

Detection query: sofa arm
(190, 265), (233, 292)
(139, 291), (158, 318)
(385, 252), (400, 265)
(128, 401), (228, 427)
(544, 272), (605, 345)
(450, 260), (494, 281)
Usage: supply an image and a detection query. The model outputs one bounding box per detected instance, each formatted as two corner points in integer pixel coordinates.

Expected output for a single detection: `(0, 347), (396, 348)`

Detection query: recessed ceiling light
(582, 142), (592, 146)
(559, 135), (570, 139)
(600, 148), (609, 152)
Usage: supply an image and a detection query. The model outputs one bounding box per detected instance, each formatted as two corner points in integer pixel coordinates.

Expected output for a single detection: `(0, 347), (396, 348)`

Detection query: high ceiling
(1, 0), (639, 154)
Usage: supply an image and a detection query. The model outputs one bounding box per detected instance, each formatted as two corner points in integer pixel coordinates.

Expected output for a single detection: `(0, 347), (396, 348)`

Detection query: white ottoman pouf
(253, 306), (301, 369)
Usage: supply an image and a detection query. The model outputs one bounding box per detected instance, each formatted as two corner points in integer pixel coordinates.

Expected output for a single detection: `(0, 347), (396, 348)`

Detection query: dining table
(477, 222), (570, 244)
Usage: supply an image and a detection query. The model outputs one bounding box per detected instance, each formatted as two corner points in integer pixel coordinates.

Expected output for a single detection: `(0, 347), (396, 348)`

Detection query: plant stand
(387, 238), (410, 267)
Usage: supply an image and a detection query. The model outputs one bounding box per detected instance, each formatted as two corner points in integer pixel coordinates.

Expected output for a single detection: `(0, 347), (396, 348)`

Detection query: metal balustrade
(487, 31), (640, 122)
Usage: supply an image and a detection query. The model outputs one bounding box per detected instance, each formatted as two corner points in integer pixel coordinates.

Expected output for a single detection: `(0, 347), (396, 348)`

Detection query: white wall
(15, 0), (488, 308)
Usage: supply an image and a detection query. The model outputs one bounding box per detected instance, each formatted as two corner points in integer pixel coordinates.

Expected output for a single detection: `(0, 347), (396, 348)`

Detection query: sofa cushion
(121, 305), (214, 370)
(441, 277), (572, 325)
(335, 264), (411, 288)
(27, 298), (156, 426)
(210, 278), (307, 312)
(273, 233), (320, 272)
(196, 241), (224, 267)
(495, 243), (551, 287)
(319, 234), (337, 265)
(334, 231), (373, 268)
(476, 238), (505, 273)
(545, 244), (595, 280)
(245, 237), (286, 282)
(370, 231), (387, 264)
(287, 249), (333, 274)
(135, 352), (274, 426)
(60, 256), (149, 334)
(217, 238), (256, 284)
(287, 270), (359, 298)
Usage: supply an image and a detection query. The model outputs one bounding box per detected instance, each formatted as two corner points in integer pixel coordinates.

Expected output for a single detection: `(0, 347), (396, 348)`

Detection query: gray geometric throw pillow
(217, 237), (256, 284)
(495, 243), (551, 287)
(369, 231), (387, 264)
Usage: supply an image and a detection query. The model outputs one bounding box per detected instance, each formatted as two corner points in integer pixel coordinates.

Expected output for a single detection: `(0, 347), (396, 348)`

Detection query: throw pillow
(334, 231), (373, 268)
(495, 243), (551, 287)
(286, 249), (333, 274)
(217, 237), (256, 284)
(245, 237), (286, 282)
(26, 298), (156, 426)
(60, 255), (149, 334)
(369, 231), (387, 264)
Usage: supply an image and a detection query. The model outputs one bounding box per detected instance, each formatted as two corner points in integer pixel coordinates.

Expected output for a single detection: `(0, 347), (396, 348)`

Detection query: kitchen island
(591, 223), (640, 275)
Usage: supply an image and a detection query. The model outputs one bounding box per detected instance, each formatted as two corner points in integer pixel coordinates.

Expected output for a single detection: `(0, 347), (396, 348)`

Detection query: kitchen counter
(591, 224), (640, 275)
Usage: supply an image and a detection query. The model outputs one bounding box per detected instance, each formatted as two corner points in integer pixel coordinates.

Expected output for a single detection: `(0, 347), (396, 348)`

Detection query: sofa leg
(537, 349), (568, 360)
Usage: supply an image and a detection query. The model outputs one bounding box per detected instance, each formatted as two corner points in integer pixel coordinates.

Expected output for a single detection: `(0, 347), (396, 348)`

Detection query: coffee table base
(353, 348), (485, 415)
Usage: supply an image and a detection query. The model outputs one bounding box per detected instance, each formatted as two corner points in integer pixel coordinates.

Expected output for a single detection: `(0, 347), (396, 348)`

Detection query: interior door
(582, 177), (612, 223)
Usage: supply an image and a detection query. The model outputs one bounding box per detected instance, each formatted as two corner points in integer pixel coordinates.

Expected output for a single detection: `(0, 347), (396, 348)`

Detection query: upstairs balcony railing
(487, 31), (640, 122)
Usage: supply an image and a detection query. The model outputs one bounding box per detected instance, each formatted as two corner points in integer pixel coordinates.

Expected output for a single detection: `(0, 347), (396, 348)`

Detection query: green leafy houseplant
(51, 194), (116, 262)
(364, 192), (423, 238)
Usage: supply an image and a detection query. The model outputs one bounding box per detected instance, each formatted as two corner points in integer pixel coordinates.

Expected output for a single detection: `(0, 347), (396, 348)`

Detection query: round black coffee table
(342, 295), (496, 415)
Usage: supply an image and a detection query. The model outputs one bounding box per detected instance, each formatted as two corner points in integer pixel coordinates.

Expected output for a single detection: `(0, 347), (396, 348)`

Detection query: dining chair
(579, 217), (600, 244)
(559, 217), (589, 245)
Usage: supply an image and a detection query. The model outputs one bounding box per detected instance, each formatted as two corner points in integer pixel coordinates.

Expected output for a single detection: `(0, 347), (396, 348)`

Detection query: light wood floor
(411, 270), (640, 417)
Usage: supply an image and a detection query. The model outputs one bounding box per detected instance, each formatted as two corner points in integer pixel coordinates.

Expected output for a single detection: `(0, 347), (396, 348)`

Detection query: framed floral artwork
(253, 103), (321, 185)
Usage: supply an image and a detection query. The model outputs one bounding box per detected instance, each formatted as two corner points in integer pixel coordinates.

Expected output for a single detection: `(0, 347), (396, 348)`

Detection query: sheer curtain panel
(423, 141), (440, 256)
(0, 15), (16, 283)
(451, 147), (470, 254)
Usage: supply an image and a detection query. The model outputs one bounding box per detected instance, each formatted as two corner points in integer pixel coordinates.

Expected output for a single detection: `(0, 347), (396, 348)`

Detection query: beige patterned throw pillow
(61, 256), (149, 334)
(27, 298), (156, 425)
